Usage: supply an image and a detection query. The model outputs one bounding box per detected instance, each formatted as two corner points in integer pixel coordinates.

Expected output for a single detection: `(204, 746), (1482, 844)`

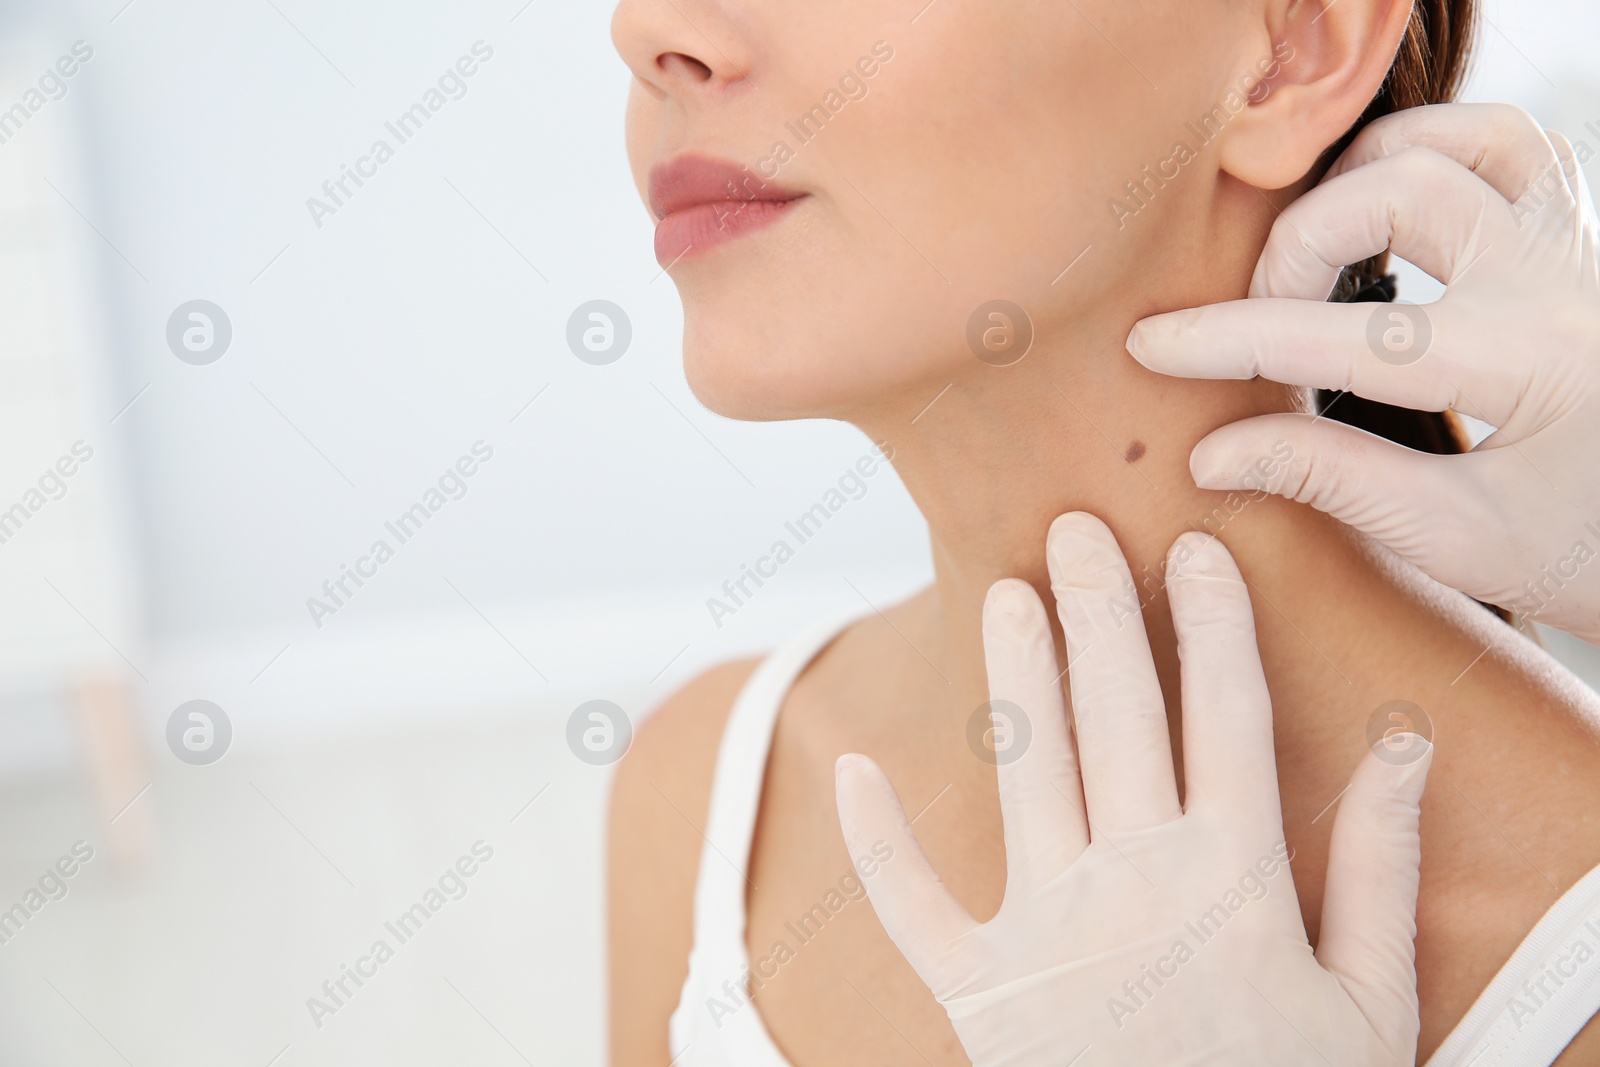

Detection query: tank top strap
(1427, 860), (1600, 1066)
(668, 611), (863, 1067)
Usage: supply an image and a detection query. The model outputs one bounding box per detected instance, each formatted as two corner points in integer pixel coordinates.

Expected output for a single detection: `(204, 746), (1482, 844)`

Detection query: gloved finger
(1165, 533), (1280, 832)
(1045, 512), (1180, 834)
(835, 753), (978, 979)
(1327, 101), (1571, 208)
(1188, 413), (1487, 574)
(1246, 147), (1519, 300)
(1542, 130), (1584, 204)
(1545, 130), (1598, 220)
(1315, 739), (1433, 1056)
(1565, 133), (1600, 222)
(1127, 298), (1517, 428)
(982, 579), (1091, 895)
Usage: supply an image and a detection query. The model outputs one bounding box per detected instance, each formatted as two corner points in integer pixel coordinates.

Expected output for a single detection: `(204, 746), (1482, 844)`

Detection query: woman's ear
(1218, 0), (1416, 190)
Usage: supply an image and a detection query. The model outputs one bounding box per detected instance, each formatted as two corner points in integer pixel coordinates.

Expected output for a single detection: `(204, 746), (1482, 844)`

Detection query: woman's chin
(678, 311), (849, 421)
(679, 296), (973, 423)
(681, 340), (823, 423)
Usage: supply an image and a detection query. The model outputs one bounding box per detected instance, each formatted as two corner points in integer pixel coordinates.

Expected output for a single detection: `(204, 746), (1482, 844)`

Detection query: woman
(606, 0), (1600, 1062)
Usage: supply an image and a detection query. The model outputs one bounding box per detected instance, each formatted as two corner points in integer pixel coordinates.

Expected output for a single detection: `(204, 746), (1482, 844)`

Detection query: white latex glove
(1127, 102), (1600, 644)
(835, 513), (1433, 1067)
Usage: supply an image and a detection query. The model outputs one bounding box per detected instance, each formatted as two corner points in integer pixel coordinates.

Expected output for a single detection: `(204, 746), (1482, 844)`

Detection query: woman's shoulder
(606, 655), (762, 1065)
(615, 656), (765, 806)
(608, 654), (765, 911)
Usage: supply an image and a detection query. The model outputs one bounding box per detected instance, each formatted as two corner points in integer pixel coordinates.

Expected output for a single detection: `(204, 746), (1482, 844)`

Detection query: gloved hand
(1127, 102), (1600, 644)
(835, 513), (1433, 1066)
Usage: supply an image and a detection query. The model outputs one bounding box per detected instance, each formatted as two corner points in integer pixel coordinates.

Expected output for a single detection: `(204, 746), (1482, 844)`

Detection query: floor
(0, 710), (607, 1067)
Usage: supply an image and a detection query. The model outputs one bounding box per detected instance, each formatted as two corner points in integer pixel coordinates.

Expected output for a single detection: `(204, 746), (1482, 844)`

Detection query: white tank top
(666, 615), (1600, 1067)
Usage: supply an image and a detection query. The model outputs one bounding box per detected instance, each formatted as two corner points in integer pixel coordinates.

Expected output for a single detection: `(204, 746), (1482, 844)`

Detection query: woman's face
(612, 0), (1281, 420)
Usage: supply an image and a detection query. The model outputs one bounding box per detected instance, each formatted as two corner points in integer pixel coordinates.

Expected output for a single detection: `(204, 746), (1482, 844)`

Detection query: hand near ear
(1130, 103), (1600, 644)
(836, 513), (1433, 1067)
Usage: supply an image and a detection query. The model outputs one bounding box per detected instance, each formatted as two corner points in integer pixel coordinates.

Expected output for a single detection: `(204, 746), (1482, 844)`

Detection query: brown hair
(1320, 0), (1511, 619)
(1320, 0), (1478, 451)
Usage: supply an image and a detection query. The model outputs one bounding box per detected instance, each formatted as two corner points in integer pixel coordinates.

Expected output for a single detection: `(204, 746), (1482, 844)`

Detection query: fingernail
(984, 579), (1041, 642)
(1045, 512), (1118, 589)
(1125, 320), (1149, 360)
(1165, 531), (1226, 581)
(1125, 316), (1172, 363)
(836, 753), (869, 781)
(1127, 310), (1199, 362)
(1381, 736), (1434, 799)
(1189, 442), (1231, 490)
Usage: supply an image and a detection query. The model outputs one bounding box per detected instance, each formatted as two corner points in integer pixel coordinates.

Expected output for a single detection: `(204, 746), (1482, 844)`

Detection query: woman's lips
(649, 155), (805, 266)
(652, 198), (802, 266)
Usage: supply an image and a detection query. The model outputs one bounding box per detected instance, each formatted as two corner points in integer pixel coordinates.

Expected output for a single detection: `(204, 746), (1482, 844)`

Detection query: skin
(607, 0), (1600, 1063)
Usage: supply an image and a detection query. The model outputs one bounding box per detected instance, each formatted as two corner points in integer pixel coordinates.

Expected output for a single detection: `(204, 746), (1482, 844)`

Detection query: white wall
(0, 0), (935, 748)
(0, 0), (1596, 744)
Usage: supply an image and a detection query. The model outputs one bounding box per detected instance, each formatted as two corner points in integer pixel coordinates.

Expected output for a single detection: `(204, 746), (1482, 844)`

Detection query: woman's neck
(847, 307), (1499, 801)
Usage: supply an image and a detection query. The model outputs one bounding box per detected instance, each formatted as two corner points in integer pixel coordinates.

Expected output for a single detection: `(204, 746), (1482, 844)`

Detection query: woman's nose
(611, 0), (752, 101)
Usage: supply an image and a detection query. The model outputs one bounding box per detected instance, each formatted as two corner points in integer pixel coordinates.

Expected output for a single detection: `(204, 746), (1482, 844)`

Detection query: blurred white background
(0, 0), (1593, 1063)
